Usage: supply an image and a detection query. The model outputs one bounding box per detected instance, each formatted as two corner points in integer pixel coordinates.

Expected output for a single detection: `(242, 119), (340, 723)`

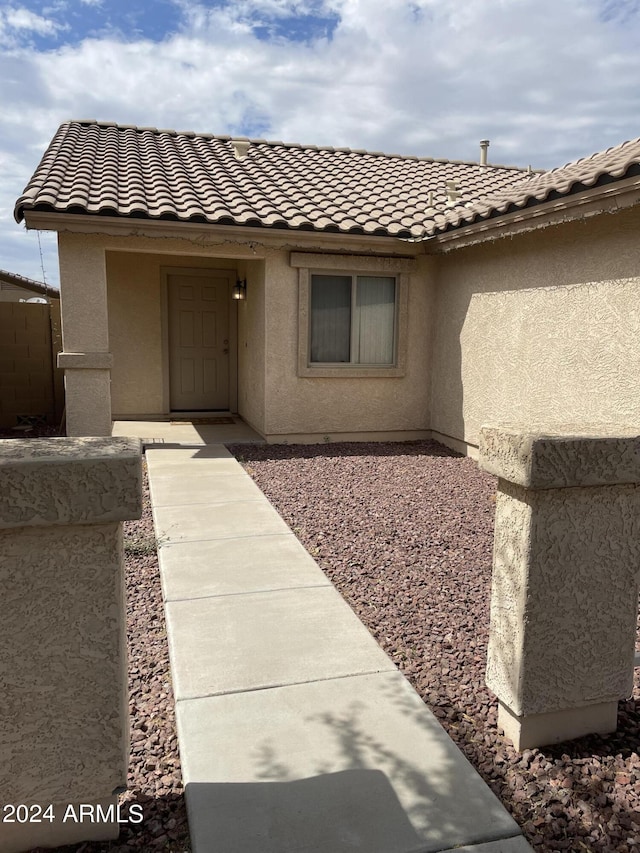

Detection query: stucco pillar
(57, 235), (112, 436)
(0, 437), (142, 853)
(479, 425), (640, 751)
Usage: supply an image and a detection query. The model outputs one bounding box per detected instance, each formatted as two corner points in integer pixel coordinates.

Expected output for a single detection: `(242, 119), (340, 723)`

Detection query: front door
(168, 272), (231, 411)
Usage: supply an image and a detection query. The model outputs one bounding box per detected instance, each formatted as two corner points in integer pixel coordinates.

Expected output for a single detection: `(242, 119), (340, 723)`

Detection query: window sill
(299, 365), (406, 378)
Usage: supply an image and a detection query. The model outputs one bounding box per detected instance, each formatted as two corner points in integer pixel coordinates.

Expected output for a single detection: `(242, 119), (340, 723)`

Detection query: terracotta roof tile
(438, 136), (640, 232)
(19, 120), (638, 240)
(15, 119), (529, 238)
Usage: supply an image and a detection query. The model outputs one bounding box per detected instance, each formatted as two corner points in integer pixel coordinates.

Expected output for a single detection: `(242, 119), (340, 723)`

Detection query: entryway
(166, 269), (236, 412)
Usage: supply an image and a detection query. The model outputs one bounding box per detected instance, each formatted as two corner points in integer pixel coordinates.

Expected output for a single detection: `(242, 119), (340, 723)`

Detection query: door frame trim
(161, 266), (238, 414)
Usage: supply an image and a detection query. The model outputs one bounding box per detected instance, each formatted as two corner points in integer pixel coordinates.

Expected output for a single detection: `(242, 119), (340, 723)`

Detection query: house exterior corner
(430, 204), (640, 452)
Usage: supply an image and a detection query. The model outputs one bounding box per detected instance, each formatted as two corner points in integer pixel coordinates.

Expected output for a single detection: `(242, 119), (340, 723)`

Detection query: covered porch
(55, 228), (432, 445)
(56, 231), (268, 439)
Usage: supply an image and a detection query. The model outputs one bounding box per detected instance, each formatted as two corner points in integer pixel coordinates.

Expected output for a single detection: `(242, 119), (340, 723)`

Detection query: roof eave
(0, 269), (59, 298)
(426, 175), (640, 252)
(21, 211), (417, 254)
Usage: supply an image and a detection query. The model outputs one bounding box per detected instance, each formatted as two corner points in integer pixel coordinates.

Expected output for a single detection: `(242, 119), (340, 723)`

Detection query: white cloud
(3, 0), (640, 283)
(175, 0), (335, 24)
(4, 7), (57, 33)
(223, 0), (331, 18)
(0, 5), (63, 44)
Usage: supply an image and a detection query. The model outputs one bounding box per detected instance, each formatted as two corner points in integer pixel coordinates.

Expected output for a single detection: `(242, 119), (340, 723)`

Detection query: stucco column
(479, 425), (640, 751)
(0, 437), (142, 853)
(57, 235), (112, 436)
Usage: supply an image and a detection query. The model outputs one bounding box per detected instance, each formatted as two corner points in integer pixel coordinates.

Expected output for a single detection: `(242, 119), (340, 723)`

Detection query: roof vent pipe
(479, 139), (490, 167)
(446, 181), (461, 204)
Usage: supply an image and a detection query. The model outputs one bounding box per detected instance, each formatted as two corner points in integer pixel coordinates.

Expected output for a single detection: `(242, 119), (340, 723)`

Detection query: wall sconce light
(232, 279), (247, 300)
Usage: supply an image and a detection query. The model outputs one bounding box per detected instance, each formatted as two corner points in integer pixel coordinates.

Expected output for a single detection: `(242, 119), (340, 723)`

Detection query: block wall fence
(0, 301), (63, 429)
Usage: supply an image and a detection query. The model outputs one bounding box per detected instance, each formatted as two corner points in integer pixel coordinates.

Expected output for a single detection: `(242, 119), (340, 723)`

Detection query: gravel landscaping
(229, 439), (640, 853)
(15, 436), (638, 852)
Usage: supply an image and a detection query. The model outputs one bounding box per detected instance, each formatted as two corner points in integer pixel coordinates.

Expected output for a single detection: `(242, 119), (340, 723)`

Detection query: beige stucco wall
(262, 252), (434, 439)
(430, 207), (640, 451)
(106, 251), (163, 415)
(58, 234), (109, 353)
(236, 258), (266, 434)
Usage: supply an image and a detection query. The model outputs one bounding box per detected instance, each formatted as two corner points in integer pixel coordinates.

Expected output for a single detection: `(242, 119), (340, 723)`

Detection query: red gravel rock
(22, 436), (639, 853)
(230, 440), (640, 853)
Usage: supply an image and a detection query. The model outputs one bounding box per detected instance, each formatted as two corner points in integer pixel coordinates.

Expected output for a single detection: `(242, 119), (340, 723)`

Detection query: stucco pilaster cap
(0, 437), (142, 528)
(478, 424), (640, 489)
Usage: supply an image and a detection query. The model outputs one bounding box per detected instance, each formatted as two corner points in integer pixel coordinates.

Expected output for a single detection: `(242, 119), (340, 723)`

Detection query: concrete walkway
(146, 444), (533, 853)
(113, 416), (264, 446)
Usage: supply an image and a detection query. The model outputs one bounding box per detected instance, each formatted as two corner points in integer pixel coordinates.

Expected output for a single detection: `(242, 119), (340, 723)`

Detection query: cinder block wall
(0, 302), (63, 428)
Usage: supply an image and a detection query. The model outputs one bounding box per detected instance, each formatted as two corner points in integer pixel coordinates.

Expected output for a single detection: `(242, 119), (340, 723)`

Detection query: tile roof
(438, 135), (640, 232)
(17, 121), (640, 242)
(14, 120), (531, 240)
(0, 269), (59, 299)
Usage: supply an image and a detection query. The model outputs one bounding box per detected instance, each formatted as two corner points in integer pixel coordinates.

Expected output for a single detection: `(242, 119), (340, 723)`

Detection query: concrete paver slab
(159, 534), (331, 600)
(113, 419), (264, 445)
(145, 459), (244, 479)
(153, 500), (292, 545)
(146, 447), (243, 478)
(147, 445), (234, 461)
(165, 586), (395, 700)
(149, 471), (264, 506)
(176, 670), (523, 853)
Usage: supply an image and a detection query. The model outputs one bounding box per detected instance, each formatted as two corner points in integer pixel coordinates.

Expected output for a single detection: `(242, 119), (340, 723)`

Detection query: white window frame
(292, 252), (414, 378)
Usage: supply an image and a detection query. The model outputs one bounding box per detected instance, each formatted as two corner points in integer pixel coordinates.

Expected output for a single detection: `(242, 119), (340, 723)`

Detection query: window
(310, 274), (396, 365)
(292, 251), (413, 378)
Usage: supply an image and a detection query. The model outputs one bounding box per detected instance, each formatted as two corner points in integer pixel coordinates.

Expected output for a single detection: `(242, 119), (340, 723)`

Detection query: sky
(2, 0), (640, 287)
